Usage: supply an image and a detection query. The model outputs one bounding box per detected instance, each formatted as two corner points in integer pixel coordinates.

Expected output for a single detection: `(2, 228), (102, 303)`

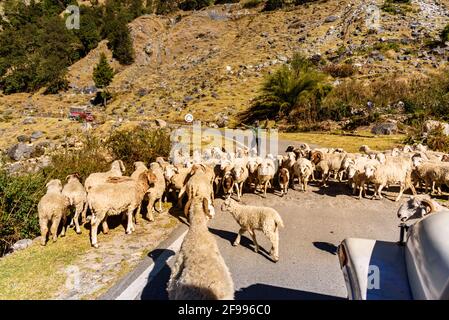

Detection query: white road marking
(115, 229), (188, 300)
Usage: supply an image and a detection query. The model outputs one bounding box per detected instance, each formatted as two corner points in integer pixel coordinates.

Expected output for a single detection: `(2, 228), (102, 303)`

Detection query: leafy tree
(93, 53), (114, 106)
(106, 16), (135, 65)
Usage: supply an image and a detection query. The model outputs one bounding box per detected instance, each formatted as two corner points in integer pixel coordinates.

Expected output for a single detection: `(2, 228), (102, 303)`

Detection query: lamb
(146, 162), (166, 222)
(412, 156), (449, 195)
(232, 161), (249, 201)
(38, 179), (70, 246)
(220, 199), (284, 262)
(278, 168), (289, 196)
(281, 152), (296, 186)
(397, 195), (446, 222)
(88, 170), (156, 248)
(167, 197), (234, 300)
(256, 157), (276, 198)
(84, 160), (125, 191)
(364, 157), (417, 201)
(62, 173), (87, 234)
(346, 157), (378, 199)
(292, 158), (314, 191)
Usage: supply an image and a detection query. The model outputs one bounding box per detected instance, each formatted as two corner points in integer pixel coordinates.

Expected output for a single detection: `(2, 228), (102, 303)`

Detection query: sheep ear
(65, 175), (71, 182)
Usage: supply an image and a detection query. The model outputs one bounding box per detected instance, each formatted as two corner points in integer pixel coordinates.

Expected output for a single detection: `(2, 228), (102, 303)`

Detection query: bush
(426, 125), (449, 152)
(322, 63), (356, 78)
(0, 171), (46, 256)
(441, 24), (449, 43)
(239, 53), (330, 124)
(107, 127), (171, 171)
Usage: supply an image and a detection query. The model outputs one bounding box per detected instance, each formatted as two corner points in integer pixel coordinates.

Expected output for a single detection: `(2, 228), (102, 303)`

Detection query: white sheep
(310, 150), (347, 186)
(257, 158), (276, 198)
(364, 157), (417, 201)
(88, 171), (156, 248)
(232, 161), (249, 201)
(292, 158), (313, 191)
(167, 197), (234, 300)
(180, 164), (215, 217)
(38, 179), (70, 246)
(130, 161), (148, 180)
(62, 173), (87, 234)
(146, 162), (166, 222)
(84, 160), (125, 191)
(221, 199), (284, 262)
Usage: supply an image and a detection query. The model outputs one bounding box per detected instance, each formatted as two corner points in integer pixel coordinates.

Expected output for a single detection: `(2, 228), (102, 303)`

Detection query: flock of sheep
(36, 139), (449, 299)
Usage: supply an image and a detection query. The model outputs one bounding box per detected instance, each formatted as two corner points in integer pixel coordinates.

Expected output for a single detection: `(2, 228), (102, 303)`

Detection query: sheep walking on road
(62, 173), (87, 234)
(38, 179), (70, 246)
(221, 199), (284, 262)
(167, 197), (234, 300)
(88, 171), (156, 248)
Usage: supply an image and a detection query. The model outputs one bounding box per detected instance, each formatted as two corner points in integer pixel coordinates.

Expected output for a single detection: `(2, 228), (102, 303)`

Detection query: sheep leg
(73, 203), (83, 234)
(395, 183), (405, 202)
(147, 196), (156, 222)
(90, 216), (101, 248)
(126, 208), (134, 234)
(233, 227), (246, 247)
(102, 220), (109, 234)
(239, 182), (244, 199)
(81, 203), (88, 225)
(39, 218), (49, 246)
(60, 214), (67, 237)
(184, 198), (192, 218)
(374, 185), (384, 200)
(234, 183), (240, 201)
(267, 229), (279, 262)
(248, 229), (259, 253)
(50, 216), (62, 242)
(177, 187), (186, 208)
(157, 198), (163, 213)
(263, 181), (268, 198)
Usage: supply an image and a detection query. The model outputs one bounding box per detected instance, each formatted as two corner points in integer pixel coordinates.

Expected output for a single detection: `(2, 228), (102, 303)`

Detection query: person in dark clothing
(243, 121), (260, 154)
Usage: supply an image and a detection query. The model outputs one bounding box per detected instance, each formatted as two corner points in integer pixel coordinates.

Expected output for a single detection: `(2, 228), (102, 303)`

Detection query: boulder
(371, 122), (398, 135)
(17, 135), (31, 143)
(325, 16), (338, 23)
(7, 143), (36, 161)
(11, 239), (33, 252)
(22, 117), (36, 125)
(31, 131), (43, 141)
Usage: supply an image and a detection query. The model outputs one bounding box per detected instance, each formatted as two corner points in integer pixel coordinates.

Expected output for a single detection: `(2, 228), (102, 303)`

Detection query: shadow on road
(235, 283), (345, 300)
(140, 248), (175, 300)
(313, 242), (338, 255)
(208, 227), (272, 260)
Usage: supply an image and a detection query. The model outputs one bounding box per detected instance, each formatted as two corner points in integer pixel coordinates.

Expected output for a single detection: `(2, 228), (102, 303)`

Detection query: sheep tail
(274, 213), (284, 229)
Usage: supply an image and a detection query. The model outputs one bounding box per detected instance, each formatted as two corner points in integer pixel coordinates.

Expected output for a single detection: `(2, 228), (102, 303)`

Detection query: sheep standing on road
(38, 179), (70, 246)
(62, 173), (87, 234)
(167, 197), (234, 300)
(292, 158), (314, 191)
(311, 151), (347, 187)
(364, 157), (417, 201)
(278, 168), (290, 196)
(221, 199), (284, 262)
(257, 158), (276, 198)
(232, 161), (249, 201)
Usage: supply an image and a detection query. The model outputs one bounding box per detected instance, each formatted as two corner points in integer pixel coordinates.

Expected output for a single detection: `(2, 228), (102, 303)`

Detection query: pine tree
(93, 53), (114, 106)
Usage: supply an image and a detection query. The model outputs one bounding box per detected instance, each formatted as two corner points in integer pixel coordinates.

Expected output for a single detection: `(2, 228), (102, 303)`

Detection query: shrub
(239, 53), (330, 124)
(426, 125), (449, 152)
(106, 127), (171, 171)
(322, 63), (356, 78)
(441, 24), (449, 43)
(179, 0), (214, 11)
(0, 171), (46, 256)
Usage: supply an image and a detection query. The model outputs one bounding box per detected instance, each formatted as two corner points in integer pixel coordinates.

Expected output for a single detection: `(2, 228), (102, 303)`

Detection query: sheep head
(65, 173), (81, 182)
(311, 151), (323, 165)
(364, 164), (377, 179)
(220, 198), (234, 212)
(347, 163), (357, 179)
(359, 145), (369, 153)
(397, 196), (438, 222)
(46, 179), (63, 192)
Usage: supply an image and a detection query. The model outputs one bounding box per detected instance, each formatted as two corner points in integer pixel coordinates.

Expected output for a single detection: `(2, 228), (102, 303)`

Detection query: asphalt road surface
(102, 139), (404, 300)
